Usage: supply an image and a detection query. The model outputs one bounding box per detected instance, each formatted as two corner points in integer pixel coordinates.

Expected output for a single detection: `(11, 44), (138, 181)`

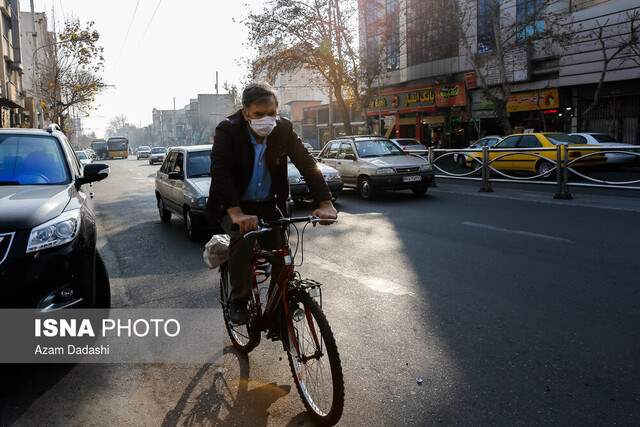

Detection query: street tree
(106, 114), (129, 136)
(455, 0), (571, 134)
(579, 10), (640, 130)
(37, 19), (106, 134)
(246, 0), (388, 135)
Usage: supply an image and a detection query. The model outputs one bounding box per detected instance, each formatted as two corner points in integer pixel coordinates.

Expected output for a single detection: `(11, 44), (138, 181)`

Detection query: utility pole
(328, 87), (333, 141)
(215, 71), (219, 95)
(30, 0), (39, 128)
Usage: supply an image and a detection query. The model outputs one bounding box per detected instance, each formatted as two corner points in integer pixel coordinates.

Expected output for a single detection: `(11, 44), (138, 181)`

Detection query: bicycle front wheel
(285, 291), (344, 425)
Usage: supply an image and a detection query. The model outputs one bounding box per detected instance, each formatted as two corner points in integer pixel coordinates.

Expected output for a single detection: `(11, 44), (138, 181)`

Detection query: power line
(117, 0), (142, 65)
(140, 0), (164, 42)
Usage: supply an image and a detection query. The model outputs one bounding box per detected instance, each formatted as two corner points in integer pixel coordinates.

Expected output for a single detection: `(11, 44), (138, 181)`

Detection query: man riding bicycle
(207, 82), (338, 324)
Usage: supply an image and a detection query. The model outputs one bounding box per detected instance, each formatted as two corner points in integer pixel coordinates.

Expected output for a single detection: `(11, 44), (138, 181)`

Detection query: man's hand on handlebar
(227, 207), (259, 235)
(313, 200), (338, 225)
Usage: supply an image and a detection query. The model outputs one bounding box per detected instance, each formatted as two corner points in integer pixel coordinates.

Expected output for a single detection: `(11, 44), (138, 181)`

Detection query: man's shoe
(229, 301), (249, 325)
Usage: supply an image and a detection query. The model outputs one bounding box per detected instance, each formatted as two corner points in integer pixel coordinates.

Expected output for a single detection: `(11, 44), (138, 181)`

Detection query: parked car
(0, 126), (111, 309)
(570, 133), (638, 164)
(317, 136), (434, 199)
(454, 136), (502, 167)
(466, 133), (606, 177)
(136, 146), (151, 159)
(75, 150), (93, 167)
(288, 159), (343, 202)
(391, 138), (427, 154)
(148, 146), (167, 165)
(155, 145), (217, 240)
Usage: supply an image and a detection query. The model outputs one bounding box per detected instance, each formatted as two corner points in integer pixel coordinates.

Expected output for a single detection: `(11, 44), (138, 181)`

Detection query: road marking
(462, 221), (573, 243)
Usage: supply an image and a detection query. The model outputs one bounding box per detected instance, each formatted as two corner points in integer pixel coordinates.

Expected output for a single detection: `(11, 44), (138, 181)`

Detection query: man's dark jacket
(207, 110), (331, 220)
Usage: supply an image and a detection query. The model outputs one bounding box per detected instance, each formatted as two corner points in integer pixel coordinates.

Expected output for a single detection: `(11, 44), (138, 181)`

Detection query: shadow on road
(0, 364), (76, 425)
(161, 346), (295, 427)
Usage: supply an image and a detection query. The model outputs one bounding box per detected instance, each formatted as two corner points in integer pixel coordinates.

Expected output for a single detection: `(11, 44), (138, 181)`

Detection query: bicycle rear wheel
(285, 290), (344, 425)
(219, 263), (260, 353)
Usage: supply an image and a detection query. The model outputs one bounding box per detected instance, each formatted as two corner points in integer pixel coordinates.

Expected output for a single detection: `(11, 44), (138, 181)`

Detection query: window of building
(477, 0), (497, 53)
(516, 0), (545, 42)
(406, 0), (459, 66)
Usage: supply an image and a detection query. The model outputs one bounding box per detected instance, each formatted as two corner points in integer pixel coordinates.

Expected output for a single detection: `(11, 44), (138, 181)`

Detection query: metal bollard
(554, 144), (572, 199)
(479, 145), (493, 193)
(428, 147), (437, 187)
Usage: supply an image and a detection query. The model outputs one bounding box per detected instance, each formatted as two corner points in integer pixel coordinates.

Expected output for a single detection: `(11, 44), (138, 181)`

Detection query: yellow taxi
(466, 133), (606, 176)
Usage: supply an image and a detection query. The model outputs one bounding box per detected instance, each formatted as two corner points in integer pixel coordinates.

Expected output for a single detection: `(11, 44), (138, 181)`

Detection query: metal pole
(553, 144), (572, 199)
(479, 145), (493, 192)
(428, 146), (437, 187)
(328, 86), (333, 139)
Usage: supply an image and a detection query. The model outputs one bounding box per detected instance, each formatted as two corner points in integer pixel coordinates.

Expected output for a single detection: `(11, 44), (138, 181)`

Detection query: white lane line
(462, 221), (574, 243)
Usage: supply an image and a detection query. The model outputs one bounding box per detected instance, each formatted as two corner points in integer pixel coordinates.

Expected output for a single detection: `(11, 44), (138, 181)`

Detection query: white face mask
(248, 115), (277, 137)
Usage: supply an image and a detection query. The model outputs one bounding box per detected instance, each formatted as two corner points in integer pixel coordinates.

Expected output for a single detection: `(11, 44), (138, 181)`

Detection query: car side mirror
(77, 163), (109, 188)
(168, 171), (183, 180)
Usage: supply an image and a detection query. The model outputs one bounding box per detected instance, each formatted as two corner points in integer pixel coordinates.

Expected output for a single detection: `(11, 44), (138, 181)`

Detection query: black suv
(0, 127), (111, 310)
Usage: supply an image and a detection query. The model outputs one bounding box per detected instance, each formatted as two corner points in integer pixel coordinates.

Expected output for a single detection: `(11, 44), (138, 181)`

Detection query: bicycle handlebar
(241, 216), (337, 239)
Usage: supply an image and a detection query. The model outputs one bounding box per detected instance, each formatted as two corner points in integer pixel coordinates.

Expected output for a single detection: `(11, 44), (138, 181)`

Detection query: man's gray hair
(241, 82), (278, 108)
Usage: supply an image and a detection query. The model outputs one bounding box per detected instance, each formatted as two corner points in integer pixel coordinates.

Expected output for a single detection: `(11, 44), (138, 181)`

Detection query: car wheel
(412, 186), (428, 196)
(536, 160), (555, 179)
(158, 197), (172, 223)
(94, 251), (111, 309)
(358, 177), (376, 200)
(184, 208), (200, 241)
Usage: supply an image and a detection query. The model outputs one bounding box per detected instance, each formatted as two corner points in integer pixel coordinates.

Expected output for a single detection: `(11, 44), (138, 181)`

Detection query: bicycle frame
(249, 236), (321, 360)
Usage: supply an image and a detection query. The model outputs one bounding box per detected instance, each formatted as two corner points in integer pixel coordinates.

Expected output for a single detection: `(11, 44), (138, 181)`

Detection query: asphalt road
(1, 157), (639, 426)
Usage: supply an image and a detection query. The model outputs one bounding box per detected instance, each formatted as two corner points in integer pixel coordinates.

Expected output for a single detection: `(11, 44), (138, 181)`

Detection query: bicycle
(218, 216), (344, 425)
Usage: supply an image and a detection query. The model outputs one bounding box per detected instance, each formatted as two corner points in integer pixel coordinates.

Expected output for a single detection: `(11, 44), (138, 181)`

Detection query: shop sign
(436, 83), (467, 107)
(464, 72), (477, 89)
(367, 82), (467, 115)
(507, 88), (559, 113)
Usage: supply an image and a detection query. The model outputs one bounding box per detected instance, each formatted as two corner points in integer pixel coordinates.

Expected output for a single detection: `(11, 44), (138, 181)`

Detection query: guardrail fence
(425, 145), (640, 199)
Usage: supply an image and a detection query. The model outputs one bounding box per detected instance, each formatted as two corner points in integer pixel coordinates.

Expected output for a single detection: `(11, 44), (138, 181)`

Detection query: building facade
(358, 0), (640, 146)
(19, 10), (52, 129)
(0, 0), (25, 128)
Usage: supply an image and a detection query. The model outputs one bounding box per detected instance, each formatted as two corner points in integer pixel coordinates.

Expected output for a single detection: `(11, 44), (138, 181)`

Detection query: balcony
(0, 0), (9, 17)
(2, 34), (13, 62)
(3, 80), (24, 108)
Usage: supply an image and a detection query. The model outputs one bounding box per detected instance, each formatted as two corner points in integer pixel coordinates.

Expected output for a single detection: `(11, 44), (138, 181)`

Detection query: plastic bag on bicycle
(203, 234), (231, 269)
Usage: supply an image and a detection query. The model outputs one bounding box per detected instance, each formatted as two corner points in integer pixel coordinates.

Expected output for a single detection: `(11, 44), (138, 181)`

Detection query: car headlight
(288, 176), (302, 184)
(27, 209), (81, 253)
(196, 197), (208, 208)
(376, 167), (395, 175)
(419, 164), (432, 172)
(324, 173), (340, 181)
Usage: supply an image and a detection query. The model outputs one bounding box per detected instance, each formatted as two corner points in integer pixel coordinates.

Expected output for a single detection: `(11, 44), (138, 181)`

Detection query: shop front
(508, 88), (563, 132)
(366, 82), (471, 147)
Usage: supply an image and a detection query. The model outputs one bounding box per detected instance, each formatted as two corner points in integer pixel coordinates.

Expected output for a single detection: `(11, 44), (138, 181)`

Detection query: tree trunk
(494, 99), (512, 135)
(334, 92), (353, 136)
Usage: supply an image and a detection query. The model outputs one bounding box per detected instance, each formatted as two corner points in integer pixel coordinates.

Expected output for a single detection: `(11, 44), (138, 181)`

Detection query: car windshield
(75, 151), (88, 160)
(592, 134), (619, 143)
(355, 139), (404, 158)
(0, 135), (70, 185)
(151, 147), (166, 154)
(139, 146), (150, 151)
(546, 134), (583, 145)
(395, 139), (420, 147)
(187, 150), (211, 178)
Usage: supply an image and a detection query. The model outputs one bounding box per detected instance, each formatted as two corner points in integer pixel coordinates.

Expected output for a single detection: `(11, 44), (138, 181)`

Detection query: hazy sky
(22, 0), (261, 137)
